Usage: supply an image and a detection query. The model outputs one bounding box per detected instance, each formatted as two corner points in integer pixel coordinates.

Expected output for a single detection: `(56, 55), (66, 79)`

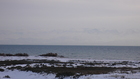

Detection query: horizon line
(0, 44), (140, 47)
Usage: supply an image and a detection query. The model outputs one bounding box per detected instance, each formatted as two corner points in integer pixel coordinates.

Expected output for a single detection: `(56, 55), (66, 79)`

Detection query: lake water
(0, 45), (140, 60)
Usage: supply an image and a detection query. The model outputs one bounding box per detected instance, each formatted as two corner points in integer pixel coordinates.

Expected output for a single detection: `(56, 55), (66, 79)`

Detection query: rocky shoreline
(0, 56), (140, 79)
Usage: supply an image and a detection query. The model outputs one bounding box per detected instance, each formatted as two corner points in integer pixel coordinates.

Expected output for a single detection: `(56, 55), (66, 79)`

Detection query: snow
(0, 56), (72, 62)
(0, 56), (139, 62)
(0, 56), (139, 63)
(0, 70), (56, 79)
(0, 56), (123, 61)
(0, 70), (140, 79)
(0, 56), (140, 68)
(0, 56), (140, 79)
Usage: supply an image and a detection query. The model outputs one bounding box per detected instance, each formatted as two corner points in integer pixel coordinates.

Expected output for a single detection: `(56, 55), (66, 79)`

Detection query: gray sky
(0, 0), (140, 46)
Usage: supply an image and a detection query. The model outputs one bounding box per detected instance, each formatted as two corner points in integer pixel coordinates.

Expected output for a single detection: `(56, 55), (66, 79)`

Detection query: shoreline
(0, 55), (140, 62)
(0, 56), (140, 79)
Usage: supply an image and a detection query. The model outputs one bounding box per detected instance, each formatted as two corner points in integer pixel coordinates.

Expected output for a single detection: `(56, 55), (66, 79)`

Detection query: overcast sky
(0, 0), (140, 46)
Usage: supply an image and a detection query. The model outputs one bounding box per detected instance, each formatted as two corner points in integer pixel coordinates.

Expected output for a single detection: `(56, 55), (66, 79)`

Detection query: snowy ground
(0, 56), (140, 79)
(0, 70), (140, 79)
(0, 56), (140, 68)
(1, 56), (140, 62)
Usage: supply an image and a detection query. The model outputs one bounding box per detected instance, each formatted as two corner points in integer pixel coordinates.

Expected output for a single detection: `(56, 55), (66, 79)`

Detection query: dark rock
(39, 53), (57, 57)
(3, 75), (10, 78)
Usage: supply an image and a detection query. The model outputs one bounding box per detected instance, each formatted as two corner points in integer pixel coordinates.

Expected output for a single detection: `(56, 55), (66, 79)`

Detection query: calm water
(0, 45), (140, 60)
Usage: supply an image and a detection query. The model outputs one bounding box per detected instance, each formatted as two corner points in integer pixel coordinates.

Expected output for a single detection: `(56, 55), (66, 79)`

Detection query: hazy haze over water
(0, 0), (140, 46)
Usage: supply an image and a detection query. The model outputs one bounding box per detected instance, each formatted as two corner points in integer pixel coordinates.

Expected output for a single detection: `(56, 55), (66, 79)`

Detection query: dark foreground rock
(3, 75), (10, 78)
(0, 68), (4, 72)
